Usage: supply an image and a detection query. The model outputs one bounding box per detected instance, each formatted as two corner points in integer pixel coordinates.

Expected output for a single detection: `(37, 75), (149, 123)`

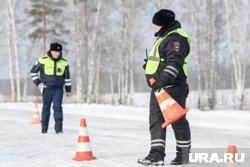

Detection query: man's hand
(66, 92), (71, 96)
(38, 83), (45, 93)
(152, 81), (163, 92)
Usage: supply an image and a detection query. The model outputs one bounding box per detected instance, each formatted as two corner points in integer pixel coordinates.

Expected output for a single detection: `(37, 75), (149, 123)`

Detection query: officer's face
(51, 51), (61, 59)
(155, 25), (162, 32)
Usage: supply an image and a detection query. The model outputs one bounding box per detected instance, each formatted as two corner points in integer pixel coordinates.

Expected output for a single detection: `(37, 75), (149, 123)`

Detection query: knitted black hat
(50, 42), (62, 52)
(152, 9), (175, 26)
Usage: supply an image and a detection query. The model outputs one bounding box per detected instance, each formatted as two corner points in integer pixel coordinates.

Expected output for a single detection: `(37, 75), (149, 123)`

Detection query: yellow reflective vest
(38, 56), (68, 76)
(145, 28), (190, 77)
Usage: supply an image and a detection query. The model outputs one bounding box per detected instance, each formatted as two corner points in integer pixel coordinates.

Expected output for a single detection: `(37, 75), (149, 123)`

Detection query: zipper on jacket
(54, 60), (56, 76)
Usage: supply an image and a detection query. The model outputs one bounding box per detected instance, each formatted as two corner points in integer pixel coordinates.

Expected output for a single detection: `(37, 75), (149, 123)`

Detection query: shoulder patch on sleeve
(173, 42), (180, 52)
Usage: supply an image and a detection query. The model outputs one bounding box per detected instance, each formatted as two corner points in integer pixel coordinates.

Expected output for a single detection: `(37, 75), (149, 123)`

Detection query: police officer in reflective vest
(138, 9), (191, 166)
(30, 42), (71, 134)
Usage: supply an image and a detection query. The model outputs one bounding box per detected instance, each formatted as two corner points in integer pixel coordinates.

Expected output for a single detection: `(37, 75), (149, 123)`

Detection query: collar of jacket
(154, 20), (182, 37)
(47, 51), (62, 62)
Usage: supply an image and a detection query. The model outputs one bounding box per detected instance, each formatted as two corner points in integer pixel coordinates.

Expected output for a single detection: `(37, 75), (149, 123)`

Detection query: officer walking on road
(30, 42), (72, 134)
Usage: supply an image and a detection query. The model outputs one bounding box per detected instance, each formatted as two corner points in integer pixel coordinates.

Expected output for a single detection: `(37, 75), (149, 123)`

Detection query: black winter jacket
(146, 21), (190, 96)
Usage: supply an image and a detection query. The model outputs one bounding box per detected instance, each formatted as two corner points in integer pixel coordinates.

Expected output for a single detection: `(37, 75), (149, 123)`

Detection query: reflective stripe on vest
(145, 28), (190, 77)
(39, 56), (68, 76)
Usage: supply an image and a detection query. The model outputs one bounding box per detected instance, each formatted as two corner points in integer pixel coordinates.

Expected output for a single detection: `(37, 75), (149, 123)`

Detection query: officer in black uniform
(30, 43), (72, 134)
(138, 9), (191, 166)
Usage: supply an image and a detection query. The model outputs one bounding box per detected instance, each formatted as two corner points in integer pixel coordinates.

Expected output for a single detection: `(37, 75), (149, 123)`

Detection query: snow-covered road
(0, 103), (249, 167)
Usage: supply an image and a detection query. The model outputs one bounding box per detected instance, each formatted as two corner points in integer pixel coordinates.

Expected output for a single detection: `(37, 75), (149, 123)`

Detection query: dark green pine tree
(26, 0), (69, 55)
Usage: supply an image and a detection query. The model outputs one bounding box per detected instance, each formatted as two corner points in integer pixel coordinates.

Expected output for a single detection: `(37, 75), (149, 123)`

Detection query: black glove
(142, 58), (147, 70)
(152, 81), (163, 92)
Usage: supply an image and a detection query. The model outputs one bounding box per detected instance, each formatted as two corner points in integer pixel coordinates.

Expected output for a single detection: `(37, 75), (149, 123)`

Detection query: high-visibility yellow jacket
(145, 21), (190, 88)
(30, 52), (71, 92)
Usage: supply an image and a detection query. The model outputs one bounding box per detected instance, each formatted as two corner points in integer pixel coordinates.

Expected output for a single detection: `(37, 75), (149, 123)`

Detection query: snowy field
(0, 103), (250, 167)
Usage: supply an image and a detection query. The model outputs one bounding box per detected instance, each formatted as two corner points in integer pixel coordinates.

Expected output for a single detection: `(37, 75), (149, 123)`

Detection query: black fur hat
(152, 9), (175, 26)
(50, 42), (62, 52)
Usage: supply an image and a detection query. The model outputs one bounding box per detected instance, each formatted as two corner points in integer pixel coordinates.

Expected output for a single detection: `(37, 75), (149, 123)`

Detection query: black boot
(138, 152), (164, 166)
(41, 129), (47, 134)
(55, 129), (63, 134)
(170, 153), (189, 165)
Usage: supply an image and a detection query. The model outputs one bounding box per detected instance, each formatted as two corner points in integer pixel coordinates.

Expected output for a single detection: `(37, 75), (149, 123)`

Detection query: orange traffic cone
(149, 78), (189, 128)
(31, 102), (41, 124)
(73, 118), (96, 161)
(227, 145), (238, 162)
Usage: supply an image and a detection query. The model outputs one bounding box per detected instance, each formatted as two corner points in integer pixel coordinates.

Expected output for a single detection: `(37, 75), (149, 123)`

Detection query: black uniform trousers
(42, 86), (64, 131)
(149, 85), (191, 159)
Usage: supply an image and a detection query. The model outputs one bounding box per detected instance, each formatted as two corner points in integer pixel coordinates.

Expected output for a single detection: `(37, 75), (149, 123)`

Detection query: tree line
(0, 0), (249, 110)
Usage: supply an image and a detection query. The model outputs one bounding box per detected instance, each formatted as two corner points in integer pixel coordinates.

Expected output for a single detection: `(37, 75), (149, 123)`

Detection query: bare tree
(93, 13), (105, 103)
(118, 0), (138, 105)
(71, 0), (83, 103)
(106, 48), (115, 105)
(206, 0), (217, 110)
(2, 0), (20, 102)
(190, 0), (202, 109)
(2, 0), (16, 102)
(71, 0), (104, 104)
(23, 48), (32, 98)
(8, 0), (20, 102)
(86, 0), (103, 103)
(225, 0), (246, 109)
(82, 0), (90, 103)
(190, 0), (218, 110)
(246, 1), (250, 80)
